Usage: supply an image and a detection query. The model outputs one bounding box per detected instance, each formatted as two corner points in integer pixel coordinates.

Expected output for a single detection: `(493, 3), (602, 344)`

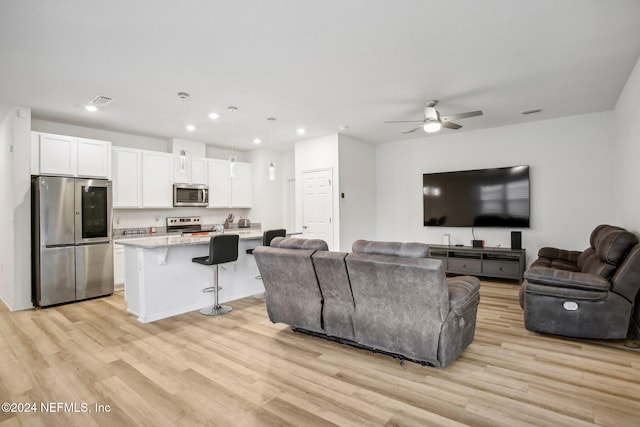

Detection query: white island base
(121, 234), (263, 323)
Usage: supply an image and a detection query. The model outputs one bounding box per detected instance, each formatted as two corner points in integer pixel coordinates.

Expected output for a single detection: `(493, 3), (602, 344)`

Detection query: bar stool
(251, 229), (286, 299)
(192, 234), (239, 316)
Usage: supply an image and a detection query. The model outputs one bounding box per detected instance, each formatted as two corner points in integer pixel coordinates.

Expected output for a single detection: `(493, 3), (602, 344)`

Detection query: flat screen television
(423, 165), (530, 227)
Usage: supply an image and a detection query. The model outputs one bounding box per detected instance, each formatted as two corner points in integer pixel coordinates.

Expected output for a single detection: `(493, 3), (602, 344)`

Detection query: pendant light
(228, 106), (238, 178)
(179, 149), (187, 173)
(267, 117), (276, 181)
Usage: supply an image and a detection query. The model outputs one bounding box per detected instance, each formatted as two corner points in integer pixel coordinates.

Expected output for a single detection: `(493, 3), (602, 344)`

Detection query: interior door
(302, 168), (333, 249)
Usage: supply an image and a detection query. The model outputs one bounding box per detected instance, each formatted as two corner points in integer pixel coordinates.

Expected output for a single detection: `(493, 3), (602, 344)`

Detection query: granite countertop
(116, 230), (264, 248)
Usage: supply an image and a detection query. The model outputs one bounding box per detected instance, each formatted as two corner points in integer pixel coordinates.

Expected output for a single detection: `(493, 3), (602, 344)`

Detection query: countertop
(116, 230), (264, 249)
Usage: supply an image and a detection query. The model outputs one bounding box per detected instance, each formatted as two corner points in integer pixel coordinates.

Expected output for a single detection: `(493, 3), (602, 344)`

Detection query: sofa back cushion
(312, 251), (356, 341)
(270, 236), (329, 251)
(352, 239), (429, 258)
(346, 250), (449, 363)
(611, 244), (640, 302)
(579, 225), (638, 279)
(253, 238), (328, 333)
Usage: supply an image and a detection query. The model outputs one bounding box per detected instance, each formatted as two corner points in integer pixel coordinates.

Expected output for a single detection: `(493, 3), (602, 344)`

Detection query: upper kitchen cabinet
(112, 147), (142, 208)
(77, 138), (111, 178)
(141, 151), (173, 208)
(33, 132), (111, 178)
(232, 161), (253, 208)
(207, 159), (252, 208)
(174, 156), (208, 185)
(112, 147), (173, 208)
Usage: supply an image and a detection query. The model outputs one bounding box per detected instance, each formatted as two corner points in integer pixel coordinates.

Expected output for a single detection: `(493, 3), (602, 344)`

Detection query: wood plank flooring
(1, 280), (639, 426)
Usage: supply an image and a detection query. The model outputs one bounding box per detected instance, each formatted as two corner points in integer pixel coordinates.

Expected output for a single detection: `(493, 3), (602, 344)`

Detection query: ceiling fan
(385, 100), (483, 134)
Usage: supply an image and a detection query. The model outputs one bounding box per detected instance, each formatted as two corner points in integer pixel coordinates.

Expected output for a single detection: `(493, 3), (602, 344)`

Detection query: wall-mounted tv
(423, 165), (530, 228)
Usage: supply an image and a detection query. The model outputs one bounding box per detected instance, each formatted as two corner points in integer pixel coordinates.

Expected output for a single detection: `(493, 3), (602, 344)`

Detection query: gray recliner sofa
(520, 224), (640, 339)
(254, 237), (481, 367)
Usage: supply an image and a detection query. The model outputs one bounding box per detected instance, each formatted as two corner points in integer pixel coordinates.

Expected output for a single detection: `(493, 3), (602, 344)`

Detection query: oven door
(173, 184), (209, 207)
(75, 179), (112, 244)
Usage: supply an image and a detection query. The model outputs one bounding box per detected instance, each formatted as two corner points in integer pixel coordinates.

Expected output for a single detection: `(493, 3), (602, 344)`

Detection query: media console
(428, 244), (526, 283)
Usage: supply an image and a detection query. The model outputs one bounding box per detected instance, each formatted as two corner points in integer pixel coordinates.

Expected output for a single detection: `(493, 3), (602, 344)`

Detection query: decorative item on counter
(150, 227), (157, 234)
(224, 213), (234, 229)
(238, 217), (251, 228)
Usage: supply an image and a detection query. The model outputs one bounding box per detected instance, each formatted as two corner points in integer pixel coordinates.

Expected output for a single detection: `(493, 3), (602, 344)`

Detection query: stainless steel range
(167, 216), (204, 234)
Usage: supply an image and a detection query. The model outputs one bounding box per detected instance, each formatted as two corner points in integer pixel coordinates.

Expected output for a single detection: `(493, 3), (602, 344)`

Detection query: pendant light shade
(179, 149), (187, 173)
(228, 106), (238, 178)
(267, 117), (276, 181)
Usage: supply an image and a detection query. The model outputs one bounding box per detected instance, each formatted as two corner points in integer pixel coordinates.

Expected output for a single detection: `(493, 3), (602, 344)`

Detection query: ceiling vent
(90, 95), (113, 106)
(521, 108), (542, 115)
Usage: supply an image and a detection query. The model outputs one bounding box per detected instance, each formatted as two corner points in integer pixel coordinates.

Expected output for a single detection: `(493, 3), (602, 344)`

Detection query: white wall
(294, 134), (340, 249)
(614, 55), (640, 234)
(0, 107), (32, 311)
(338, 134), (377, 251)
(246, 149), (288, 230)
(376, 112), (615, 264)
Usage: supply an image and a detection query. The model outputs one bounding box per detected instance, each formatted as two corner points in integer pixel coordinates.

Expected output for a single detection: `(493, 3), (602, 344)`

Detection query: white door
(302, 168), (333, 248)
(141, 151), (173, 208)
(77, 138), (111, 178)
(231, 162), (253, 207)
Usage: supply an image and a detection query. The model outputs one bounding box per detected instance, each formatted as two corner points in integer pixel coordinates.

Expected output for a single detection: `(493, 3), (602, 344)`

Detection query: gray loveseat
(520, 224), (640, 339)
(254, 238), (480, 367)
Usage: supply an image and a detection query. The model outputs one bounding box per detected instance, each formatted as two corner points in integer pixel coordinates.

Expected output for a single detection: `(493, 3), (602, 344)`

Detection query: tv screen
(423, 165), (530, 227)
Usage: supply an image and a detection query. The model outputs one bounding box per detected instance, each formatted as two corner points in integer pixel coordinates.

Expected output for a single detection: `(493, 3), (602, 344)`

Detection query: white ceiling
(1, 1), (639, 152)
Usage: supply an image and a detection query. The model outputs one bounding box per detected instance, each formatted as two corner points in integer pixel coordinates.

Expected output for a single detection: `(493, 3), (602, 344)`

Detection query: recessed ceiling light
(85, 105), (98, 112)
(254, 138), (262, 144)
(208, 112), (219, 120)
(296, 127), (306, 135)
(186, 124), (196, 131)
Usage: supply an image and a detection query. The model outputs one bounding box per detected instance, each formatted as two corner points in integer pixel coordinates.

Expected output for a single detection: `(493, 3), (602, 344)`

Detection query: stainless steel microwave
(173, 183), (209, 207)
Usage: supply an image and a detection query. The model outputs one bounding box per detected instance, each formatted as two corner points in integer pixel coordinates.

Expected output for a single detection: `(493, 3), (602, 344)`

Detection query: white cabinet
(191, 157), (208, 184)
(112, 148), (173, 209)
(77, 138), (111, 178)
(232, 162), (253, 208)
(207, 159), (252, 208)
(142, 151), (173, 208)
(208, 159), (232, 207)
(34, 132), (111, 178)
(114, 243), (125, 286)
(174, 156), (208, 185)
(112, 147), (142, 208)
(39, 133), (77, 176)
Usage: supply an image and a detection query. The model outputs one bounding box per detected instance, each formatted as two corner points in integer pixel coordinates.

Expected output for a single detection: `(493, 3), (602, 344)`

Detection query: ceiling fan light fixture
(423, 120), (441, 133)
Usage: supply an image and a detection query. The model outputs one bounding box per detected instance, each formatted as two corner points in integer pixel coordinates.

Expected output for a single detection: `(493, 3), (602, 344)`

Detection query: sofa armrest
(447, 276), (480, 316)
(524, 267), (610, 292)
(537, 247), (582, 262)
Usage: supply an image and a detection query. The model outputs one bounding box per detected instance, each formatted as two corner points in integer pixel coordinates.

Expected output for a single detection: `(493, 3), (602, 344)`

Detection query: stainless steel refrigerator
(32, 176), (114, 307)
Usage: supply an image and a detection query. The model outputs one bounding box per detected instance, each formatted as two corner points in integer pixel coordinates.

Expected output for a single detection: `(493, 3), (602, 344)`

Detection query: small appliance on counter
(238, 217), (251, 228)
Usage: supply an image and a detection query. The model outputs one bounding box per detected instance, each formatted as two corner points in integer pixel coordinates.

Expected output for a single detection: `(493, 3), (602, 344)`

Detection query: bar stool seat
(192, 234), (239, 316)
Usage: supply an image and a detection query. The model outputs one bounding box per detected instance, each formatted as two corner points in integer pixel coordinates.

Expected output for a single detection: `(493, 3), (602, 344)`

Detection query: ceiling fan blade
(441, 110), (483, 121)
(402, 125), (424, 134)
(385, 120), (425, 123)
(441, 121), (462, 130)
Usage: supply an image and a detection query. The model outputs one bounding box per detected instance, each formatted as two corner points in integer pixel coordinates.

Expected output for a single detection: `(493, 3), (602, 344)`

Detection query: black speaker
(511, 231), (522, 250)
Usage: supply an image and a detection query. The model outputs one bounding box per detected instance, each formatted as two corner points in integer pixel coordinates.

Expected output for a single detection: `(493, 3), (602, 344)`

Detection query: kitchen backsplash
(112, 207), (252, 229)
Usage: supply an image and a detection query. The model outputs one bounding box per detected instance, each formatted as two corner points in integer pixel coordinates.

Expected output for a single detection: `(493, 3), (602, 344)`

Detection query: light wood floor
(1, 280), (639, 427)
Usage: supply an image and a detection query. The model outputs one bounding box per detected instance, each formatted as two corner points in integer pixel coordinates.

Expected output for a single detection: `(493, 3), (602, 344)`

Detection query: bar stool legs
(200, 265), (232, 315)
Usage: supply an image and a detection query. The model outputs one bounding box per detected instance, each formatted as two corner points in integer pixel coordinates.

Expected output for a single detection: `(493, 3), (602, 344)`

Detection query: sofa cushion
(312, 251), (355, 340)
(352, 239), (429, 258)
(578, 227), (637, 279)
(524, 267), (610, 292)
(271, 237), (329, 251)
(447, 276), (480, 316)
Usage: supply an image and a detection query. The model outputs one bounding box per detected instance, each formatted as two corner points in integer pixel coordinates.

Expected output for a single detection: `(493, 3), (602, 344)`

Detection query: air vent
(90, 95), (113, 106)
(521, 108), (542, 115)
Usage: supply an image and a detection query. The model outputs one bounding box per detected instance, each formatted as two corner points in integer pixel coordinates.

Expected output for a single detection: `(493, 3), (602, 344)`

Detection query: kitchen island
(118, 230), (265, 323)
